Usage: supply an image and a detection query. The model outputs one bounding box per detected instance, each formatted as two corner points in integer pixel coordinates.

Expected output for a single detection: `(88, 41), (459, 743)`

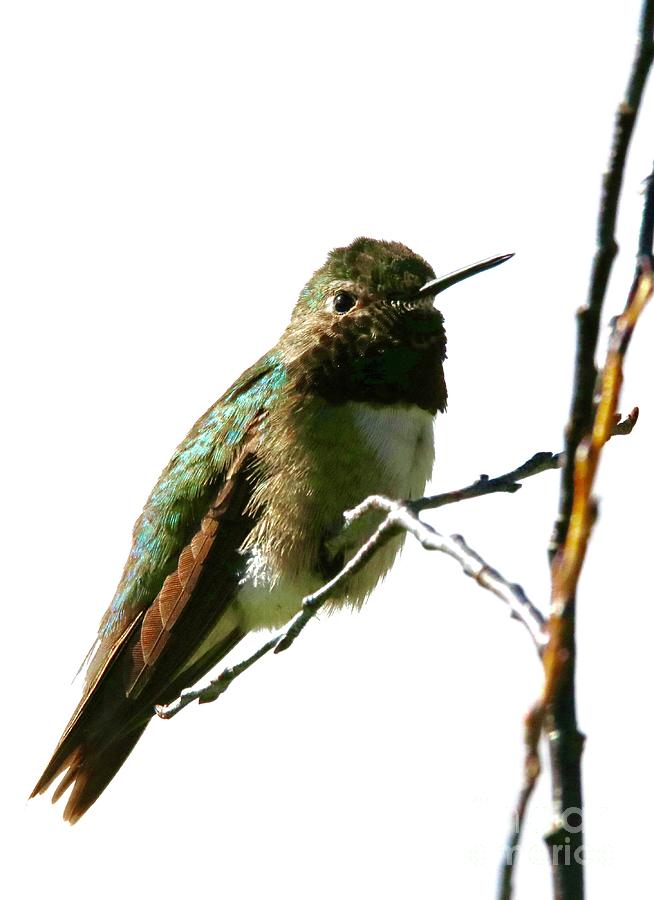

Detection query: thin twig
(401, 415), (635, 516)
(499, 753), (542, 900)
(412, 451), (560, 513)
(156, 497), (547, 719)
(156, 511), (403, 719)
(345, 496), (548, 651)
(609, 406), (639, 436)
(156, 638), (279, 720)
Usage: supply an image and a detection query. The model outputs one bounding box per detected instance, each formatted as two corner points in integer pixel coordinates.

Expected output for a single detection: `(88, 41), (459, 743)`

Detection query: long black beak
(420, 253), (514, 296)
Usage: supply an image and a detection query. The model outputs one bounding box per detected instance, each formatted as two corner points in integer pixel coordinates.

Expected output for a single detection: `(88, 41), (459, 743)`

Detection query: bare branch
(346, 496), (548, 651)
(411, 451), (560, 513)
(411, 411), (636, 517)
(551, 0), (654, 560)
(498, 700), (546, 900)
(498, 734), (542, 900)
(156, 495), (546, 719)
(156, 638), (279, 720)
(501, 6), (654, 895)
(287, 496), (547, 654)
(502, 190), (654, 900)
(544, 226), (653, 886)
(499, 324), (648, 900)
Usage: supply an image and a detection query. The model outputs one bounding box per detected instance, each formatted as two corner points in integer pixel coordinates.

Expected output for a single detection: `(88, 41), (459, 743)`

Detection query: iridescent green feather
(98, 352), (286, 642)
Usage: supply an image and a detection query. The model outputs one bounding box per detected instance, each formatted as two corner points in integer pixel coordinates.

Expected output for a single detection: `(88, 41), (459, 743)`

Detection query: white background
(2, 2), (653, 898)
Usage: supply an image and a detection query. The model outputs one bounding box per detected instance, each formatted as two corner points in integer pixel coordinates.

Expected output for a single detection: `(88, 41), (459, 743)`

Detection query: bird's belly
(236, 555), (320, 631)
(237, 402), (435, 632)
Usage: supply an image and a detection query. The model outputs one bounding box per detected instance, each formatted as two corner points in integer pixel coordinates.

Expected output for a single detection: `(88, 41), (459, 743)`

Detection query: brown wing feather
(31, 442), (260, 821)
(126, 447), (256, 698)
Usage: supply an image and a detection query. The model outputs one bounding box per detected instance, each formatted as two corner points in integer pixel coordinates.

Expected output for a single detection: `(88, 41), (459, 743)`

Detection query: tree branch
(412, 451), (560, 512)
(500, 172), (654, 900)
(497, 4), (654, 895)
(543, 220), (653, 900)
(156, 495), (547, 720)
(551, 0), (654, 560)
(344, 496), (548, 652)
(411, 410), (637, 517)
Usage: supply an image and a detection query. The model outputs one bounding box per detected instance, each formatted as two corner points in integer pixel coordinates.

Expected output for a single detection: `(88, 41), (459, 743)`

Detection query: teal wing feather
(94, 351), (285, 656)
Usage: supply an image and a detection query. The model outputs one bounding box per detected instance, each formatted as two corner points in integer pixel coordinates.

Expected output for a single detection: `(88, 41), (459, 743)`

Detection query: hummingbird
(31, 237), (512, 822)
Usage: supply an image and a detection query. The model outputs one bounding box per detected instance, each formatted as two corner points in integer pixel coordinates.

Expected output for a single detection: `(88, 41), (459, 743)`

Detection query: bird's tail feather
(48, 726), (148, 824)
(31, 625), (244, 822)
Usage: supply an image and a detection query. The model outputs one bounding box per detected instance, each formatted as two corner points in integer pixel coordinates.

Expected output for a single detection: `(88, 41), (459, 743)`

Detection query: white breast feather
(349, 403), (435, 499)
(236, 403), (435, 632)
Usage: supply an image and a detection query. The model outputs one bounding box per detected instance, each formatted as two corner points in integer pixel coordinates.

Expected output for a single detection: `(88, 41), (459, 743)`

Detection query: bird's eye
(333, 291), (356, 314)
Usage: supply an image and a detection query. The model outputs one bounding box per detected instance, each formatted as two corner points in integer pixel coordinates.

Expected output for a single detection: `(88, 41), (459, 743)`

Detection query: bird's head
(281, 237), (511, 414)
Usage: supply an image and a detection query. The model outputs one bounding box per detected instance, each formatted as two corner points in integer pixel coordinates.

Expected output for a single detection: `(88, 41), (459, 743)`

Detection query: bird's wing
(93, 353), (284, 658)
(124, 436), (261, 702)
(31, 353), (285, 820)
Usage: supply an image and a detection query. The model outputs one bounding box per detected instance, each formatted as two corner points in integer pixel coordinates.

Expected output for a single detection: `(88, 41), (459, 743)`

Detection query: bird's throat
(290, 336), (447, 414)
